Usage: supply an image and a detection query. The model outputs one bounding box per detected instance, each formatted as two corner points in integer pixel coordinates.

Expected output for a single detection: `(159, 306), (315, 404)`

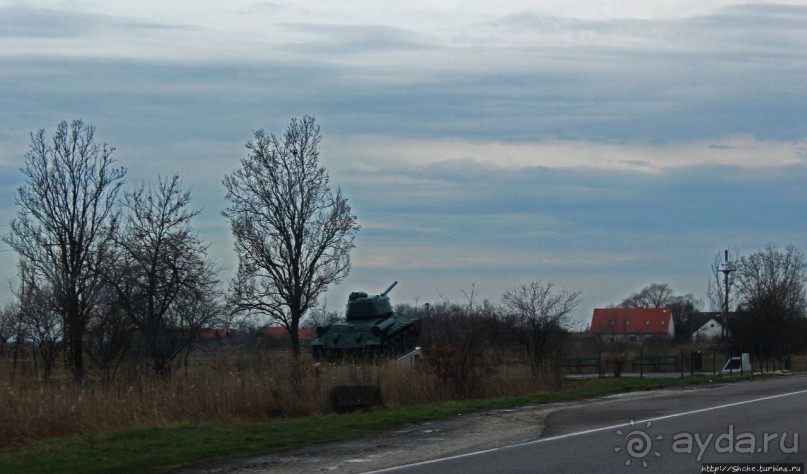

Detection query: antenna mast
(719, 250), (735, 360)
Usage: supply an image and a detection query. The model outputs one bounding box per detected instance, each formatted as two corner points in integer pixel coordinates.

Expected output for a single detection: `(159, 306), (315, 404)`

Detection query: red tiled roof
(590, 307), (674, 335)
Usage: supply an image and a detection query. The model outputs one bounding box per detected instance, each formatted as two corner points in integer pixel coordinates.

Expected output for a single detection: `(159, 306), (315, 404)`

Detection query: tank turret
(345, 281), (397, 320)
(311, 281), (420, 361)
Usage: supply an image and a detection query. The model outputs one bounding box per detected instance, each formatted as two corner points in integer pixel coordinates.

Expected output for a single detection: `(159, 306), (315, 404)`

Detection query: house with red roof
(590, 307), (675, 343)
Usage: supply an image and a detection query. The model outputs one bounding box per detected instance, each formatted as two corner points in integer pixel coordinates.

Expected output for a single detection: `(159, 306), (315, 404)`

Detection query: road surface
(182, 375), (807, 473)
(370, 375), (807, 473)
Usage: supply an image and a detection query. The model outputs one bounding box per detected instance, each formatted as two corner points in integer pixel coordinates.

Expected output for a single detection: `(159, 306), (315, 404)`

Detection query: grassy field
(0, 373), (752, 474)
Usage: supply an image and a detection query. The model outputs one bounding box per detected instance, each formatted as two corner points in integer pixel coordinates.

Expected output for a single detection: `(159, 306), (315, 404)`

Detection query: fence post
(712, 348), (716, 376)
(680, 346), (684, 378)
(639, 345), (644, 379)
(598, 350), (603, 379)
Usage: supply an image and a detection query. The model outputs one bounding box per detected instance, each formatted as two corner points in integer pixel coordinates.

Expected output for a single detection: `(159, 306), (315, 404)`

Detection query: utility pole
(719, 250), (735, 361)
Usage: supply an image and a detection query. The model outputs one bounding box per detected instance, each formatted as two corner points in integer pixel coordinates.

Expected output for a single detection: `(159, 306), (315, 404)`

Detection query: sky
(1, 1), (806, 327)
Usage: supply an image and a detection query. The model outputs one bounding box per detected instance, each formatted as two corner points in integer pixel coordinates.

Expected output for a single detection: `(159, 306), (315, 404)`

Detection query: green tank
(311, 281), (421, 361)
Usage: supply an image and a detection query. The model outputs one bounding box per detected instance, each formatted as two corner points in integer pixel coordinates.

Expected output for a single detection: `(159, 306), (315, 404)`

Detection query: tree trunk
(289, 322), (300, 357)
(69, 325), (85, 381)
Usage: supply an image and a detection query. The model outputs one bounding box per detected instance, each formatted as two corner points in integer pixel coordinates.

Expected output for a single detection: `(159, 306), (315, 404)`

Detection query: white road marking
(363, 386), (807, 473)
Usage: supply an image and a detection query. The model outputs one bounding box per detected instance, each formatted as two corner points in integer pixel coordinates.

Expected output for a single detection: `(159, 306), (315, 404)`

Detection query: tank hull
(311, 283), (420, 360)
(312, 314), (420, 361)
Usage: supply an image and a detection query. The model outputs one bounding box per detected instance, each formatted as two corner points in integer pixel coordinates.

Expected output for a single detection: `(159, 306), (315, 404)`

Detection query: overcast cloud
(1, 1), (806, 324)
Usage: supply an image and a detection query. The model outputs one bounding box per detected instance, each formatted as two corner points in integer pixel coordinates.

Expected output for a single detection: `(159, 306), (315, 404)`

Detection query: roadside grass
(0, 373), (757, 474)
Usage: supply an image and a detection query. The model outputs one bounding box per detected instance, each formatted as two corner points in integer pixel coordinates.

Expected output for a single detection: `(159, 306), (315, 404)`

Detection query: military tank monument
(311, 281), (421, 361)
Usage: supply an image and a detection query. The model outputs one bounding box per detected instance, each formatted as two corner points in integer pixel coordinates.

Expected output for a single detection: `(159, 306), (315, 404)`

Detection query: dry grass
(2, 345), (799, 446)
(790, 354), (807, 371)
(0, 351), (315, 444)
(0, 350), (556, 445)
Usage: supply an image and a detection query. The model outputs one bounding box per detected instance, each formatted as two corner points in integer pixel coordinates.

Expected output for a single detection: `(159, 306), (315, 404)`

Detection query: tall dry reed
(0, 350), (553, 445)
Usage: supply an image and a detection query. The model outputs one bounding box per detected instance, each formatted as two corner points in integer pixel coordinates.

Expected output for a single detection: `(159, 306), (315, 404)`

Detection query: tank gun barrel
(382, 281), (398, 296)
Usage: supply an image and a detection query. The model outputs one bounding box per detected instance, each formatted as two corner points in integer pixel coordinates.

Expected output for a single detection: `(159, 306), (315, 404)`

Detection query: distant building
(692, 317), (723, 341)
(590, 307), (675, 343)
(689, 312), (741, 342)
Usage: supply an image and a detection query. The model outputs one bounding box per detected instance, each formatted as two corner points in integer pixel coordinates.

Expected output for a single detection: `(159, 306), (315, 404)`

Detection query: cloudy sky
(1, 1), (806, 326)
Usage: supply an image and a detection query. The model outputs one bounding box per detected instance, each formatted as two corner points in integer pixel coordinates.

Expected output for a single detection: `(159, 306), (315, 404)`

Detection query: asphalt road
(368, 375), (807, 474)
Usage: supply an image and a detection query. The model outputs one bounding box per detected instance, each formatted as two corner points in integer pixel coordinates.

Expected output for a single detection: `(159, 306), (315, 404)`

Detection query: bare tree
(0, 304), (16, 359)
(105, 175), (220, 375)
(619, 282), (674, 308)
(169, 269), (224, 371)
(420, 296), (499, 398)
(501, 281), (580, 377)
(618, 282), (701, 341)
(302, 304), (341, 328)
(667, 295), (703, 342)
(222, 116), (359, 356)
(85, 293), (134, 382)
(15, 262), (63, 379)
(734, 244), (807, 347)
(3, 120), (126, 380)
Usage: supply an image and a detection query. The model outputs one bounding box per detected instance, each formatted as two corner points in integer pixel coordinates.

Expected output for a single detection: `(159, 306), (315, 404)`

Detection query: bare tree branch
(501, 280), (580, 377)
(104, 174), (220, 375)
(222, 116), (359, 355)
(3, 120), (125, 380)
(733, 244), (807, 347)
